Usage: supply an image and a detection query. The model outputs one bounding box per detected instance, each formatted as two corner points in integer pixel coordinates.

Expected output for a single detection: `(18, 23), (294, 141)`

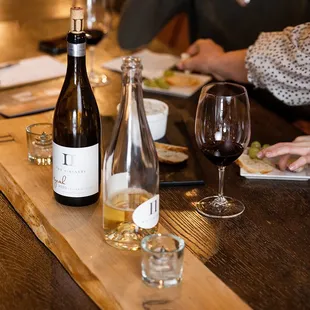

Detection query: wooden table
(0, 2), (309, 309)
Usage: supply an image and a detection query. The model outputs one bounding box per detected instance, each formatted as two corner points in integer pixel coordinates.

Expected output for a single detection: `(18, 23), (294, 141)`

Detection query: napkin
(0, 55), (66, 89)
(102, 49), (179, 79)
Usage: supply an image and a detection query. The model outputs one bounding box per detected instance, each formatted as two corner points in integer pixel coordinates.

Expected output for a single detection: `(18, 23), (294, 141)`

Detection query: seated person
(118, 0), (310, 52)
(178, 23), (310, 106)
(258, 135), (310, 172)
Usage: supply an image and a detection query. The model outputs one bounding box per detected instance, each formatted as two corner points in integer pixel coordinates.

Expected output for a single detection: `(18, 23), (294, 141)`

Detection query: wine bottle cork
(70, 7), (84, 33)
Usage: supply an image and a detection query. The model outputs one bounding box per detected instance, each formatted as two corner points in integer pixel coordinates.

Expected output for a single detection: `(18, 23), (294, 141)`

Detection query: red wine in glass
(201, 141), (244, 167)
(85, 29), (105, 46)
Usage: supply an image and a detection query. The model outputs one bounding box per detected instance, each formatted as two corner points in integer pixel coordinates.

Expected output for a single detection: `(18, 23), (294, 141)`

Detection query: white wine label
(132, 194), (159, 229)
(53, 142), (99, 197)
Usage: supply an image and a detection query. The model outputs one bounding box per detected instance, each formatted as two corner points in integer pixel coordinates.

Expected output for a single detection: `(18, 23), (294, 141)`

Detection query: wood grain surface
(0, 114), (250, 310)
(0, 192), (99, 310)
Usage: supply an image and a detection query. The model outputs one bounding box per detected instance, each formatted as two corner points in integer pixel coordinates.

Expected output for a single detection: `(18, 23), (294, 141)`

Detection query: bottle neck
(121, 68), (143, 100)
(66, 32), (88, 83)
(67, 54), (87, 75)
(122, 69), (142, 84)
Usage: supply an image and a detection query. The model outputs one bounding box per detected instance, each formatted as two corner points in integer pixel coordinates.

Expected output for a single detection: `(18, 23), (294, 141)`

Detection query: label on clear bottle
(132, 194), (159, 229)
(53, 142), (99, 197)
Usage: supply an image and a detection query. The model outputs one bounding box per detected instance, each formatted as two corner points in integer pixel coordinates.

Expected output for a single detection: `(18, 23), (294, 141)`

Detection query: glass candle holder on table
(26, 123), (52, 165)
(141, 234), (185, 288)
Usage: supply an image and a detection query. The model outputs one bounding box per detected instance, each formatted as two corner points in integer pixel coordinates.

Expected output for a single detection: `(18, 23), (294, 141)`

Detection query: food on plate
(236, 153), (274, 174)
(262, 144), (270, 149)
(155, 142), (189, 164)
(144, 77), (170, 89)
(248, 147), (260, 159)
(143, 70), (200, 90)
(237, 140), (308, 174)
(236, 140), (275, 173)
(163, 70), (174, 77)
(165, 74), (199, 87)
(248, 140), (270, 159)
(250, 141), (261, 149)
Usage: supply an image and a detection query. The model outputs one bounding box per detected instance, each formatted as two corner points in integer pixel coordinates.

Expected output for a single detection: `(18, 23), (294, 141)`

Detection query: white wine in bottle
(53, 7), (101, 207)
(103, 57), (159, 251)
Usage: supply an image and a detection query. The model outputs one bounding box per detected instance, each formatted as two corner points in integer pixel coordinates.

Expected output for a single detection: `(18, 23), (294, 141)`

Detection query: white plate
(102, 49), (180, 79)
(142, 72), (212, 98)
(240, 167), (310, 181)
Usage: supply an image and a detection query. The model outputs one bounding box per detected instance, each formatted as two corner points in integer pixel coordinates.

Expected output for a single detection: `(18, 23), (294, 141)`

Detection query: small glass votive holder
(26, 123), (53, 165)
(141, 233), (185, 288)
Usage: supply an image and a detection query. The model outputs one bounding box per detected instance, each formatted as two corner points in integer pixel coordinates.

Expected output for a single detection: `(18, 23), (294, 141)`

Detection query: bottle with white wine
(53, 7), (101, 207)
(103, 57), (159, 251)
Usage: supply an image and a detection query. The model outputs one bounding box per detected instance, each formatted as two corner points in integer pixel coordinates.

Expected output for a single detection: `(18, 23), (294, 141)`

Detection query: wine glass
(195, 82), (251, 218)
(85, 0), (112, 86)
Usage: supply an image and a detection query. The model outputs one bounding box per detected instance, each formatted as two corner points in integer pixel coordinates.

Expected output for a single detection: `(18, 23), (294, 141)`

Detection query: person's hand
(177, 39), (249, 83)
(177, 39), (226, 80)
(257, 135), (310, 171)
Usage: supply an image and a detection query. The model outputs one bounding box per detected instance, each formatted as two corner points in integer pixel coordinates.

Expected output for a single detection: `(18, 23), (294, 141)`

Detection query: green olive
(262, 144), (270, 149)
(155, 78), (170, 89)
(143, 79), (157, 88)
(248, 147), (260, 159)
(163, 70), (174, 77)
(250, 141), (261, 149)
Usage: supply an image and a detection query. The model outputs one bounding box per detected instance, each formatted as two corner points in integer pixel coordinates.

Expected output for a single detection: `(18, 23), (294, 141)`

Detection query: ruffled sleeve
(246, 23), (310, 106)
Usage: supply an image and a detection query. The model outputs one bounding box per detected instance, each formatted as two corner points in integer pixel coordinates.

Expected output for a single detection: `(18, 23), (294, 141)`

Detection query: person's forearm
(212, 49), (249, 83)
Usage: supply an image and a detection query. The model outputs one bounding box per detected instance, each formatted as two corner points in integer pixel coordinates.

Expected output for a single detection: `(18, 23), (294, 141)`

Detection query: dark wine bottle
(53, 7), (101, 207)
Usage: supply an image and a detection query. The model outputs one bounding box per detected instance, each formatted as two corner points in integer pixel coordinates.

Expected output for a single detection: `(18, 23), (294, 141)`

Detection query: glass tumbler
(26, 123), (52, 165)
(141, 233), (185, 288)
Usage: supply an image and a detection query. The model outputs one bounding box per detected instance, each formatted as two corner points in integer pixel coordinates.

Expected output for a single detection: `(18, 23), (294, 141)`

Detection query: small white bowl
(117, 98), (169, 141)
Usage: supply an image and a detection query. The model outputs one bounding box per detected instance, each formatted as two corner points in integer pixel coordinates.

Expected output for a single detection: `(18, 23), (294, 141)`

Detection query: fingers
(257, 136), (310, 159)
(256, 135), (310, 172)
(258, 143), (310, 158)
(278, 154), (291, 171)
(177, 41), (201, 70)
(294, 135), (310, 142)
(288, 155), (310, 171)
(186, 41), (200, 56)
(180, 55), (204, 72)
(257, 138), (310, 172)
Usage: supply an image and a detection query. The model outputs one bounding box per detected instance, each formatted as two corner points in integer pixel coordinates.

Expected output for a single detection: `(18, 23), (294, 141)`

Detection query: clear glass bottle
(103, 56), (159, 251)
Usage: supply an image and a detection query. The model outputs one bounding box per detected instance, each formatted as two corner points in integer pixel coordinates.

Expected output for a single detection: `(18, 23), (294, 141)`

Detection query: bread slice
(165, 74), (199, 87)
(155, 142), (189, 164)
(236, 153), (274, 174)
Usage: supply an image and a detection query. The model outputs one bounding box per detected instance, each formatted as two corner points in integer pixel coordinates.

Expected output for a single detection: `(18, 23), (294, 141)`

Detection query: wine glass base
(196, 196), (245, 219)
(89, 72), (109, 87)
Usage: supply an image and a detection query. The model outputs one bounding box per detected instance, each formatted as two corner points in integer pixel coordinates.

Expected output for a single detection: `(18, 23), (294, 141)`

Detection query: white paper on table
(0, 55), (66, 89)
(102, 49), (180, 79)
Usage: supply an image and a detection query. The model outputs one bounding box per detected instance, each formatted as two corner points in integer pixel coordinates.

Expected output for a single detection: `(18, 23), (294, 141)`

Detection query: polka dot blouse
(246, 23), (310, 106)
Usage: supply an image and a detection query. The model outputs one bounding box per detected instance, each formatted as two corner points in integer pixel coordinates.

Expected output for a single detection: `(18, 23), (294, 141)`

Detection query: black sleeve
(117, 0), (188, 50)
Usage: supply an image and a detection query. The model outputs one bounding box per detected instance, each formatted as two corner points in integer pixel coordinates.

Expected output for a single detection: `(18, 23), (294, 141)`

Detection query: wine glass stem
(89, 46), (95, 78)
(218, 166), (226, 201)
